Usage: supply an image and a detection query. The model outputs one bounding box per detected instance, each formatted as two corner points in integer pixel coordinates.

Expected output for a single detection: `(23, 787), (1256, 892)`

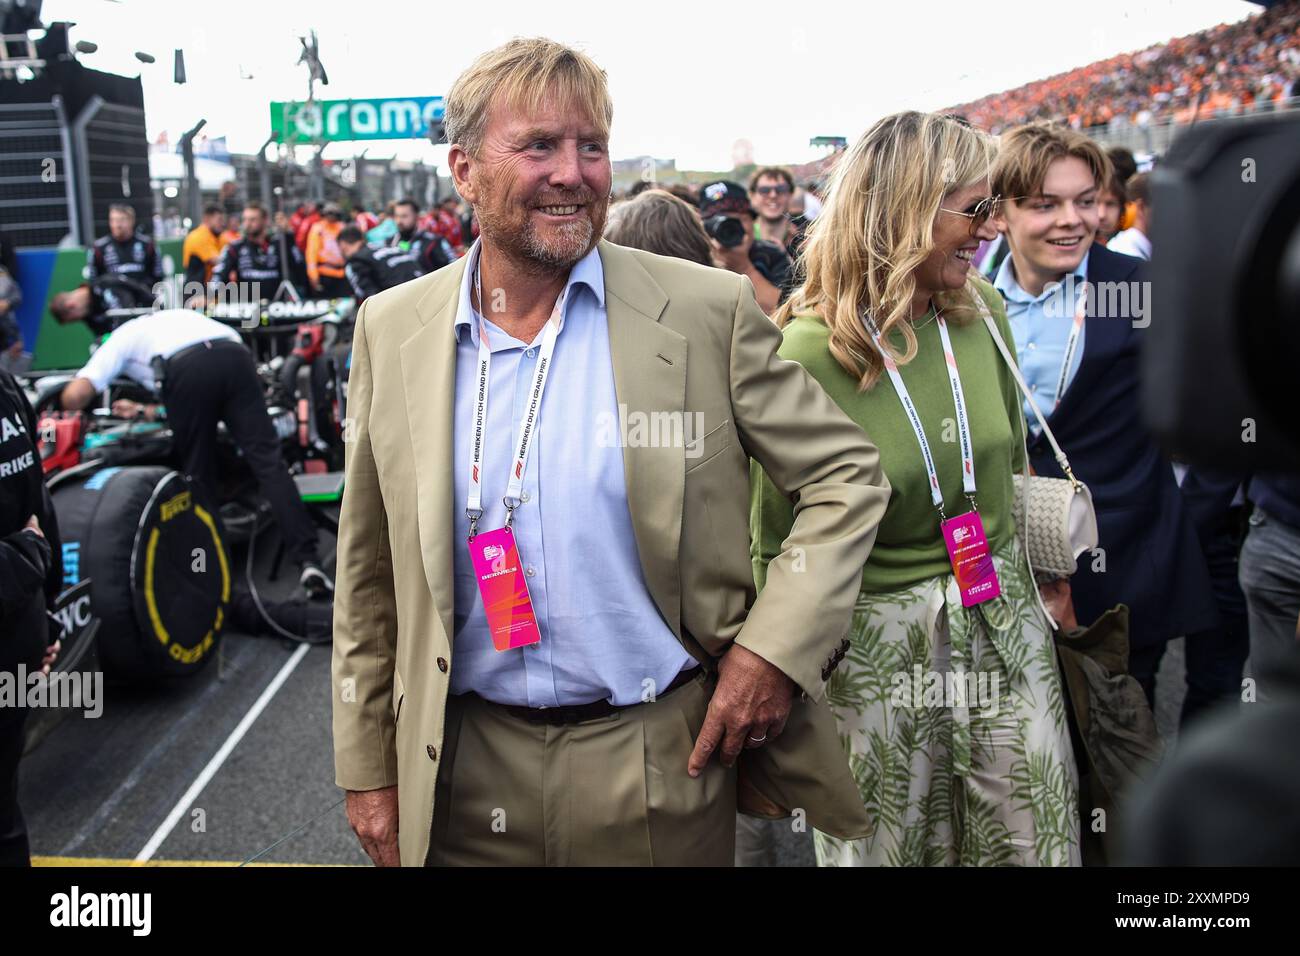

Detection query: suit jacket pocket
(684, 419), (733, 474)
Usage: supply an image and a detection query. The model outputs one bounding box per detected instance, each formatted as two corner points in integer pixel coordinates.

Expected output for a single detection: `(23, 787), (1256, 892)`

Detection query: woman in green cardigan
(751, 112), (1079, 866)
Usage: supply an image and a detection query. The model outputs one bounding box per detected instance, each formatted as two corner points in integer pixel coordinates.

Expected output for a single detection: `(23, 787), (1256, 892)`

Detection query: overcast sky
(42, 0), (1254, 170)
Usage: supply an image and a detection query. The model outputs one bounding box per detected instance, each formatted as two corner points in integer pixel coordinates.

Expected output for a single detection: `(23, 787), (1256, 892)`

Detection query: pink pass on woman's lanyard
(941, 510), (1002, 607)
(468, 526), (542, 651)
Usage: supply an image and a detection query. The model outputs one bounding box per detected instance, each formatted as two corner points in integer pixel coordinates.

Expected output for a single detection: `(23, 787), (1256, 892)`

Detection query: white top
(1107, 227), (1151, 260)
(77, 309), (241, 392)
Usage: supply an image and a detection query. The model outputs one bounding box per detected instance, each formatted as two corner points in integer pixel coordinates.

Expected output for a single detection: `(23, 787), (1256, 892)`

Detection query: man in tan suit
(332, 37), (890, 866)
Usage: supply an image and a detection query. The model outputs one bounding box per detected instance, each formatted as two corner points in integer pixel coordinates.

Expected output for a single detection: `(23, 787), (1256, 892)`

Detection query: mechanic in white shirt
(48, 306), (332, 596)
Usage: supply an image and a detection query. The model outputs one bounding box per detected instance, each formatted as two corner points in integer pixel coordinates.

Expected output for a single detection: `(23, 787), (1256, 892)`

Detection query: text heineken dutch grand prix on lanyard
(863, 310), (1001, 607)
(465, 257), (566, 650)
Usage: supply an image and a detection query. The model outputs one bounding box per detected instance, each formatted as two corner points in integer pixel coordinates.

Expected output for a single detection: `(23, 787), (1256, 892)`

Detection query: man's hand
(41, 640), (60, 677)
(25, 514), (43, 538)
(1039, 577), (1078, 631)
(688, 644), (794, 777)
(710, 229), (753, 275)
(111, 399), (157, 421)
(345, 786), (400, 866)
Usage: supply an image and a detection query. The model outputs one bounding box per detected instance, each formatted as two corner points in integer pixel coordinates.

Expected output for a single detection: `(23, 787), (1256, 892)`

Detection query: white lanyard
(1053, 280), (1087, 409)
(863, 311), (976, 518)
(465, 256), (566, 538)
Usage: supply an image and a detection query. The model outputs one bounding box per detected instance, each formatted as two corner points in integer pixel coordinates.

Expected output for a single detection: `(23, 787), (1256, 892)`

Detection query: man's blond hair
(992, 122), (1112, 203)
(444, 37), (613, 156)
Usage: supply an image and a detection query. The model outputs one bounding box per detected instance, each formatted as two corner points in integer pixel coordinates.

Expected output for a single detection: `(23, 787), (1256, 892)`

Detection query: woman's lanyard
(862, 311), (976, 522)
(465, 258), (566, 540)
(864, 309), (1003, 609)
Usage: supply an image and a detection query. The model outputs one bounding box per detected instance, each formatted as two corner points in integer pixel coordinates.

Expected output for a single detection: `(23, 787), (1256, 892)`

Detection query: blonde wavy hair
(775, 111), (996, 390)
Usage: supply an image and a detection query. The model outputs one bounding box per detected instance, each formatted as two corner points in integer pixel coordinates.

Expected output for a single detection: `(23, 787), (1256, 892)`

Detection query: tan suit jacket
(332, 240), (891, 865)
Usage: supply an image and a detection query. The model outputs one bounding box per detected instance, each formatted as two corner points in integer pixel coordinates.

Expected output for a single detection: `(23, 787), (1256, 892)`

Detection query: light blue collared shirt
(993, 250), (1090, 424)
(450, 242), (695, 708)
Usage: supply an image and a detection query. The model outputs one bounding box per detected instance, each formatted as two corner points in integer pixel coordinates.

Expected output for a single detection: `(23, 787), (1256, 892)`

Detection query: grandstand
(943, 0), (1299, 141)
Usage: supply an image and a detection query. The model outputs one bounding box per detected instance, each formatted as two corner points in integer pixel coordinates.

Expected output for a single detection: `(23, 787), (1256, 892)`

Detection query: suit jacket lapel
(597, 241), (688, 638)
(400, 257), (467, 644)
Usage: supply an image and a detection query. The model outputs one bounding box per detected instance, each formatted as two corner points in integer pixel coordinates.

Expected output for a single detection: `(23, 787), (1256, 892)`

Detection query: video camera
(1144, 112), (1300, 472)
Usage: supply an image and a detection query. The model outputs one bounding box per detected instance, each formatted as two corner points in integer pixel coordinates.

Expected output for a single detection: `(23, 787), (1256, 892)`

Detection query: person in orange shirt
(181, 204), (228, 287)
(305, 203), (348, 296)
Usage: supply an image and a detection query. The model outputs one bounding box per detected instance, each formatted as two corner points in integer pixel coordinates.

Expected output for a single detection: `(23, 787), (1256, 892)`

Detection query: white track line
(135, 642), (311, 862)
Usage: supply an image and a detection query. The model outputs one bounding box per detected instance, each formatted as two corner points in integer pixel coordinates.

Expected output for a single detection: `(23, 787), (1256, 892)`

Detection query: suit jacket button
(437, 658), (448, 673)
(426, 745), (437, 761)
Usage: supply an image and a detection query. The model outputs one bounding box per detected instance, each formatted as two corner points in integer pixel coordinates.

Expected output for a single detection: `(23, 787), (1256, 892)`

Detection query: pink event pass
(941, 510), (1002, 607)
(468, 526), (542, 651)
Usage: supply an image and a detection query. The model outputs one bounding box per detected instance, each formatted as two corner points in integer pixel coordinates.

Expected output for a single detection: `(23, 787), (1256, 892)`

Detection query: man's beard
(476, 172), (604, 275)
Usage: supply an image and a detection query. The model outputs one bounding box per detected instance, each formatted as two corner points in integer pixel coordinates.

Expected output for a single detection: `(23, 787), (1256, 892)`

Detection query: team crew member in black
(388, 198), (454, 277)
(211, 202), (288, 301)
(47, 306), (334, 598)
(273, 209), (310, 298)
(338, 226), (421, 304)
(49, 272), (155, 338)
(0, 369), (62, 867)
(86, 203), (163, 289)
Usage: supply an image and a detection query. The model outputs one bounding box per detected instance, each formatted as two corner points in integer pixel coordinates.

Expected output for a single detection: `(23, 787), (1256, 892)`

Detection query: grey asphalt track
(19, 512), (1198, 866)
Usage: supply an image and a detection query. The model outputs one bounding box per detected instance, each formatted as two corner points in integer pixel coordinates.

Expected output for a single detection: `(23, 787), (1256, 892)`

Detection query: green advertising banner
(269, 97), (445, 143)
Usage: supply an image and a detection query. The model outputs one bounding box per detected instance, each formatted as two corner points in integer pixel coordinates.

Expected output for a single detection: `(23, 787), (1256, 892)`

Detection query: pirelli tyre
(51, 466), (230, 681)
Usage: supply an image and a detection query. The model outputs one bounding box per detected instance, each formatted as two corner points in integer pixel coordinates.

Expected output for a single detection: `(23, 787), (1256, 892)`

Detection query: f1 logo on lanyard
(465, 253), (567, 650)
(863, 311), (1001, 608)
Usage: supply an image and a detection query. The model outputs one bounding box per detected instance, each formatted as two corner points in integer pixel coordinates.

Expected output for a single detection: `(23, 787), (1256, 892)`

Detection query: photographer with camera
(698, 180), (792, 315)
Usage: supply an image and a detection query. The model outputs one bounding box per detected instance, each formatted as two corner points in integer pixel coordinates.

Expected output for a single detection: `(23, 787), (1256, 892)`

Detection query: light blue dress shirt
(992, 250), (1091, 425)
(450, 242), (695, 708)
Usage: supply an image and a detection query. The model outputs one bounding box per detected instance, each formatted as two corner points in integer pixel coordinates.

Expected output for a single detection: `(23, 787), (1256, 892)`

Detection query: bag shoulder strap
(968, 282), (1080, 487)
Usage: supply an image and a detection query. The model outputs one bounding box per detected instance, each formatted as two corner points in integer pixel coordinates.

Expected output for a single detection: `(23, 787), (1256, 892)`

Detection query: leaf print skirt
(815, 535), (1080, 867)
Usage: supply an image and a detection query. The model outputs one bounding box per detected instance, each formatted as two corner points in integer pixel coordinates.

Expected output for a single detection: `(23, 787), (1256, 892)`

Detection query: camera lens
(704, 215), (745, 249)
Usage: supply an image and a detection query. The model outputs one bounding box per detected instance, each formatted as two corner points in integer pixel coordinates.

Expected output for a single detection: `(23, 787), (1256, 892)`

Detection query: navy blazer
(1017, 243), (1219, 648)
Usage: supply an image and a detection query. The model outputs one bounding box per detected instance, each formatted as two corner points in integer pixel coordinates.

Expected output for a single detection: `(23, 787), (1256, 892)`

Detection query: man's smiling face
(464, 93), (612, 272)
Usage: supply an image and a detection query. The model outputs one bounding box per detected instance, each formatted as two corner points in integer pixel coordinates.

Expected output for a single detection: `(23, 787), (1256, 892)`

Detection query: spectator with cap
(698, 180), (792, 315)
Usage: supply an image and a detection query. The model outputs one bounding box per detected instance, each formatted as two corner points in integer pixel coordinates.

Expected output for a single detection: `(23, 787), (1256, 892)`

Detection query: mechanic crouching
(47, 304), (333, 598)
(0, 369), (62, 866)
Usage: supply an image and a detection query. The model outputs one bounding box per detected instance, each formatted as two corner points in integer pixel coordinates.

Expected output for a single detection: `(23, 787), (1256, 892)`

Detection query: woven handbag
(972, 289), (1098, 578)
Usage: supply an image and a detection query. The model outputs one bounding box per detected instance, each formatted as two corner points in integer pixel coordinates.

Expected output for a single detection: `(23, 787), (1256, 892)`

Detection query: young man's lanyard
(862, 311), (976, 522)
(465, 258), (566, 540)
